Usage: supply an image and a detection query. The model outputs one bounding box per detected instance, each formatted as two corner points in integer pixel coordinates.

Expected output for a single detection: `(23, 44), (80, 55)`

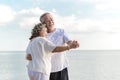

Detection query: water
(0, 50), (120, 80)
(68, 50), (120, 80)
(0, 51), (28, 80)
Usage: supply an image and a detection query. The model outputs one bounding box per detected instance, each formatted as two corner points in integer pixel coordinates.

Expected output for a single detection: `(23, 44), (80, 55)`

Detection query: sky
(0, 0), (120, 51)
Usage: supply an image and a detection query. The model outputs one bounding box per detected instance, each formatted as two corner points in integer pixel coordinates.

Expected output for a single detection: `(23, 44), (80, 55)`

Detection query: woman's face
(39, 27), (48, 37)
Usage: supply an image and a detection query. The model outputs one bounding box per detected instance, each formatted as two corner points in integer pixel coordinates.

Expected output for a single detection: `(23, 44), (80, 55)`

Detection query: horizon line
(0, 49), (120, 52)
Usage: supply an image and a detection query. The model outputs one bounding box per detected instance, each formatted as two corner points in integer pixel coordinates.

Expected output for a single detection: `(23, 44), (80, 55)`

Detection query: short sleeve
(63, 29), (71, 43)
(43, 38), (56, 53)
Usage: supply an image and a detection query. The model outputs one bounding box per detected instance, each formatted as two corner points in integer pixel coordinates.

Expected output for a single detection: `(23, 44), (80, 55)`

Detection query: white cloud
(0, 5), (119, 33)
(52, 9), (57, 13)
(18, 7), (45, 16)
(0, 1), (117, 34)
(13, 7), (120, 34)
(19, 17), (39, 29)
(59, 0), (120, 14)
(53, 15), (120, 33)
(80, 0), (120, 15)
(95, 1), (120, 15)
(0, 5), (15, 25)
(14, 7), (47, 29)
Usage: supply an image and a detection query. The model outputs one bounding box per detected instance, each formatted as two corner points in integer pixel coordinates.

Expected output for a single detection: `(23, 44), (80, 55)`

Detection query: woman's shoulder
(37, 37), (47, 40)
(32, 37), (48, 42)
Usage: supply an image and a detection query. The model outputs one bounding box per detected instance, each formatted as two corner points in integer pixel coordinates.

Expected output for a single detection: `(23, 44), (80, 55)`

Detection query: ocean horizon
(0, 50), (120, 80)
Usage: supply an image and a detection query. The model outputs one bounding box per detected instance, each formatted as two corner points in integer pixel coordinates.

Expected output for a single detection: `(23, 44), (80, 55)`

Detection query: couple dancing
(26, 12), (79, 80)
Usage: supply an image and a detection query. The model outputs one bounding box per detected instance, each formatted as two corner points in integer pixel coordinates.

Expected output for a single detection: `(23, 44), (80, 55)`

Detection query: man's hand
(69, 40), (79, 49)
(26, 54), (32, 60)
(74, 40), (80, 48)
(67, 40), (80, 48)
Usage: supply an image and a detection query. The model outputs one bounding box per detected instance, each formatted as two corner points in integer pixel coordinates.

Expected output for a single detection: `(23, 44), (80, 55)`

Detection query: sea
(0, 50), (120, 80)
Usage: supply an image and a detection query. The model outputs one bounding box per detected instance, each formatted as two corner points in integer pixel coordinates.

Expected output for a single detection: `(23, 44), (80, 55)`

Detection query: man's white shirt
(47, 28), (71, 72)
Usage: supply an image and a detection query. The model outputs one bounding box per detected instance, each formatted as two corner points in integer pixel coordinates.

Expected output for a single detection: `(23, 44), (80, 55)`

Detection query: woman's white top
(26, 37), (56, 75)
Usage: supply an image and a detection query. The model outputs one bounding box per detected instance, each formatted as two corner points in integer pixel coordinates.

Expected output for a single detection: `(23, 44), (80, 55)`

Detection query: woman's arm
(52, 41), (79, 53)
(52, 46), (70, 53)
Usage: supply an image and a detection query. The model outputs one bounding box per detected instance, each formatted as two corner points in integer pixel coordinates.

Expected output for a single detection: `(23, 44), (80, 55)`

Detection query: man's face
(43, 14), (54, 30)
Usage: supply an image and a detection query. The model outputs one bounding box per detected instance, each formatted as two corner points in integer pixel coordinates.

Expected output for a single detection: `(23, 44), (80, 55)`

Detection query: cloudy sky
(0, 0), (120, 51)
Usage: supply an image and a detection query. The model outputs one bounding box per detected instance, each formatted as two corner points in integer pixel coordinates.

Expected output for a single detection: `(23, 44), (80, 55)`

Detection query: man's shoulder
(56, 28), (65, 33)
(56, 28), (64, 30)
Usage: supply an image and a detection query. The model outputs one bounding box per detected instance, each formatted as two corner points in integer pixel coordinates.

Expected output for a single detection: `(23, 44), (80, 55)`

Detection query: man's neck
(47, 28), (56, 33)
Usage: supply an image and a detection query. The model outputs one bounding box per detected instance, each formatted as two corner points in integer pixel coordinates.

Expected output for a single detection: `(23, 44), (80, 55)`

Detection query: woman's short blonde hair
(29, 23), (46, 40)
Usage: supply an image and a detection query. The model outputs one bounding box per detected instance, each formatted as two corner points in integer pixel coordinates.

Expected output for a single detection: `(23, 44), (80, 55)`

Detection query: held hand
(26, 54), (32, 60)
(69, 40), (79, 49)
(74, 40), (79, 48)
